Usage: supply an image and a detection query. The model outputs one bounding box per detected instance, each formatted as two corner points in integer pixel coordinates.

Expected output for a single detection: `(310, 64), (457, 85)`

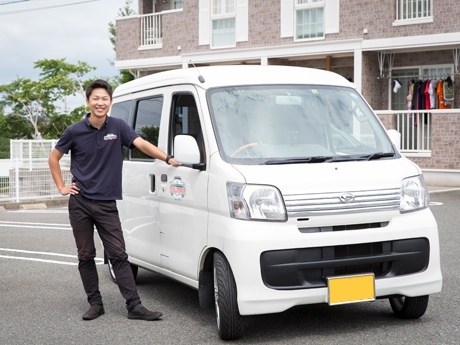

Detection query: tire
(108, 261), (139, 284)
(213, 251), (244, 340)
(389, 295), (429, 319)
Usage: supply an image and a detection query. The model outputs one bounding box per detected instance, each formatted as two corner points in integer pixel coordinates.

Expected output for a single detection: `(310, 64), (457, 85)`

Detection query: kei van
(108, 65), (442, 340)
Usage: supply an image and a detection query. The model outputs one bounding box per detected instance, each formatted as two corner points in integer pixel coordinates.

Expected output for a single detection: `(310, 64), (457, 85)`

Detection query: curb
(0, 198), (69, 211)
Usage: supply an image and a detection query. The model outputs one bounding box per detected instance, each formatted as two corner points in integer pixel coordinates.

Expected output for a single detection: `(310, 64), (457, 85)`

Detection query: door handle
(150, 174), (155, 193)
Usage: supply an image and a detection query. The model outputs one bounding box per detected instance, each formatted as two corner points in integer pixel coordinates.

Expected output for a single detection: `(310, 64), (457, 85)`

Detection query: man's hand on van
(167, 157), (181, 167)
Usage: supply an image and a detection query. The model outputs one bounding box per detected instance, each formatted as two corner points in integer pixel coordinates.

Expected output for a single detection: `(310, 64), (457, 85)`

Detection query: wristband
(165, 154), (173, 165)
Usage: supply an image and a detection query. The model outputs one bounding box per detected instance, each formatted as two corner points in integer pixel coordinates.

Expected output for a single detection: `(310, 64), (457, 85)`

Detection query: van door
(158, 88), (209, 280)
(118, 94), (165, 267)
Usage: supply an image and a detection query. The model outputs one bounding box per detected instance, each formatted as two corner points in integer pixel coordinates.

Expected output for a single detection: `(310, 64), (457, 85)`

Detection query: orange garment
(436, 79), (450, 109)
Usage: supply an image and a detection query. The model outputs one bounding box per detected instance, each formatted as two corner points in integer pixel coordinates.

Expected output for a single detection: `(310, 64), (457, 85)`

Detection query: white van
(109, 65), (442, 340)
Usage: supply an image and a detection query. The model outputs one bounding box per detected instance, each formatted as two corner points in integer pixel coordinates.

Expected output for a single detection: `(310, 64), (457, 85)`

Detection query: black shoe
(82, 305), (105, 320)
(128, 305), (162, 321)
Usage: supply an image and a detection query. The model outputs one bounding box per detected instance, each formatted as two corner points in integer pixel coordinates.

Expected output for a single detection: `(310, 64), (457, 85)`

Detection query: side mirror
(174, 135), (201, 165)
(387, 129), (401, 150)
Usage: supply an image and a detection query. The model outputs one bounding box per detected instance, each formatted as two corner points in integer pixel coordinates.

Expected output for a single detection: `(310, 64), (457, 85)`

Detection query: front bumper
(209, 208), (442, 315)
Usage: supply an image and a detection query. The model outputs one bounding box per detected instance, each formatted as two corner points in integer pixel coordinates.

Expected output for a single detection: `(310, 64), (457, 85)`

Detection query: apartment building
(115, 0), (460, 185)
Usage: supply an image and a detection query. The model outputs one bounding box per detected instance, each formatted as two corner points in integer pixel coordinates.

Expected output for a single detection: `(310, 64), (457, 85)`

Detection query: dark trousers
(69, 193), (141, 311)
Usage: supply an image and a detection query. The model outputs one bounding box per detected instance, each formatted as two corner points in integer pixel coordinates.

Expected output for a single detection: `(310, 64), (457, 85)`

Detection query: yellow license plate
(327, 274), (375, 305)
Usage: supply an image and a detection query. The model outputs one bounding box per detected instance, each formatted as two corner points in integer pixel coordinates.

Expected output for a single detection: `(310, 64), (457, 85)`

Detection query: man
(48, 79), (180, 321)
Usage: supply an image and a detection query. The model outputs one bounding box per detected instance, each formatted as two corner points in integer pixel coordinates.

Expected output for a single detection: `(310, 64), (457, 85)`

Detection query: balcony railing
(376, 110), (433, 157)
(396, 110), (431, 156)
(375, 109), (460, 161)
(140, 13), (162, 47)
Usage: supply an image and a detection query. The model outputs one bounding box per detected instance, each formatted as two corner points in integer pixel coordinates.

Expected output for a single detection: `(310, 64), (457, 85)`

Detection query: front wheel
(389, 295), (429, 319)
(213, 251), (244, 340)
(108, 261), (139, 284)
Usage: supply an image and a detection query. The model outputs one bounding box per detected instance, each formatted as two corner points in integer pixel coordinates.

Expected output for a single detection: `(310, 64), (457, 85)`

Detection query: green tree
(0, 59), (95, 138)
(0, 113), (33, 158)
(34, 58), (95, 108)
(0, 78), (56, 138)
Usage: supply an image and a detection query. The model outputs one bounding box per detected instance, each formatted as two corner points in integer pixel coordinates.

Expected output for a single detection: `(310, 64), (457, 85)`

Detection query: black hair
(85, 79), (113, 100)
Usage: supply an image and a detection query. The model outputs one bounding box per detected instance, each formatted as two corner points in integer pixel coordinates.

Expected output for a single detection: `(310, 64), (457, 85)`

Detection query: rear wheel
(213, 251), (244, 340)
(108, 261), (139, 284)
(389, 295), (429, 319)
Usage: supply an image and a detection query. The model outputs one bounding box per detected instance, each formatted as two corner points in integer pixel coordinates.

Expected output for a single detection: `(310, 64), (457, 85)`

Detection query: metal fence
(0, 140), (71, 203)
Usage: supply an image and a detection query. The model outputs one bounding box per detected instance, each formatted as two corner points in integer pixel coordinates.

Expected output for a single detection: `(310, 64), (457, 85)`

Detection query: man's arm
(48, 148), (80, 195)
(132, 137), (181, 167)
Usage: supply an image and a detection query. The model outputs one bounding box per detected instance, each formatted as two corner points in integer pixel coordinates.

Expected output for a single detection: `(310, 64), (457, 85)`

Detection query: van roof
(112, 65), (353, 98)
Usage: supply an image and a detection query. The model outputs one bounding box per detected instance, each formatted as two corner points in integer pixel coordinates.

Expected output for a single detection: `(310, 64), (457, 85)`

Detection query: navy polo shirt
(55, 114), (139, 200)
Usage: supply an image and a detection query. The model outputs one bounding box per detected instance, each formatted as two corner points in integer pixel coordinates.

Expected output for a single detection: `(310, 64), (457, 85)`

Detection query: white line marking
(0, 255), (78, 265)
(0, 248), (103, 265)
(0, 221), (72, 230)
(0, 221), (70, 227)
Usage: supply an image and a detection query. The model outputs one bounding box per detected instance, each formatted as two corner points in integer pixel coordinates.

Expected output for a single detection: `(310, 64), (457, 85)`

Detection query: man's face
(86, 88), (112, 118)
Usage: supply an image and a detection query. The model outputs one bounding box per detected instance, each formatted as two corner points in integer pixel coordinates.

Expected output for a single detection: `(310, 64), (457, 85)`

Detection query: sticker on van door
(170, 176), (186, 200)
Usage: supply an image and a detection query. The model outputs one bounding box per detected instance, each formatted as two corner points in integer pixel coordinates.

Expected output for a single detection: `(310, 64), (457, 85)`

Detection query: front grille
(284, 188), (401, 217)
(298, 221), (389, 233)
(260, 238), (429, 290)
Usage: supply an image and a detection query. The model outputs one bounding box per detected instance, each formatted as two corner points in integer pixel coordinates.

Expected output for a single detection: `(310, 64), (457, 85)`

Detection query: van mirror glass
(174, 135), (201, 164)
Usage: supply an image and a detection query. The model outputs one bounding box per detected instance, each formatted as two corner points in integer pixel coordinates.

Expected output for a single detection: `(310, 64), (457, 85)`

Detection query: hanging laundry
(424, 80), (431, 110)
(428, 80), (437, 109)
(406, 81), (414, 111)
(393, 79), (402, 93)
(443, 77), (454, 107)
(436, 79), (449, 109)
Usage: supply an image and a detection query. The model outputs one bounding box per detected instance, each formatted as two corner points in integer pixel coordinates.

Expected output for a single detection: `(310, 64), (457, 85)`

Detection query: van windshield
(207, 85), (396, 165)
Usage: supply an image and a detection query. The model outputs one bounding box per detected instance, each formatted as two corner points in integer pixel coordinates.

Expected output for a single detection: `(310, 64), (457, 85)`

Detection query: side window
(110, 101), (131, 123)
(110, 101), (131, 160)
(132, 96), (164, 160)
(171, 94), (205, 162)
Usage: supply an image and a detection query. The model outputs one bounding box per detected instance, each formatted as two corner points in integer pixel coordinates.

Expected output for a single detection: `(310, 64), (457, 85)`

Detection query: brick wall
(126, 1), (460, 59)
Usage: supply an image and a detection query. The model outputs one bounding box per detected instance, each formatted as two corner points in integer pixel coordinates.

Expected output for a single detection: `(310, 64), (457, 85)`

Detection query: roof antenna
(189, 60), (205, 83)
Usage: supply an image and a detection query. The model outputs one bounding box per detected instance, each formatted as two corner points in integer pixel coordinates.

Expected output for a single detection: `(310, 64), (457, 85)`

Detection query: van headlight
(400, 175), (429, 213)
(227, 183), (287, 221)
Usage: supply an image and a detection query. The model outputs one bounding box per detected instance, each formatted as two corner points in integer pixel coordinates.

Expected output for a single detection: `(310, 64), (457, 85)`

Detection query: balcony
(376, 109), (460, 187)
(139, 13), (162, 49)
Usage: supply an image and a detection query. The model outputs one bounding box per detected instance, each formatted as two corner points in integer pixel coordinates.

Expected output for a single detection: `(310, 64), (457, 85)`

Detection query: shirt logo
(104, 133), (118, 141)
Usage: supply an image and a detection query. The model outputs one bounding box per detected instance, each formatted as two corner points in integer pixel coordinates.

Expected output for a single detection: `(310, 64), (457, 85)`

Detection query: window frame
(294, 0), (325, 42)
(210, 0), (237, 48)
(131, 95), (164, 161)
(394, 0), (433, 26)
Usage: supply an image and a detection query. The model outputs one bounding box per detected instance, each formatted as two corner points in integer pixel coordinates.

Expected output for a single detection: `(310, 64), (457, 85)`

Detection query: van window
(110, 101), (131, 124)
(171, 94), (205, 162)
(132, 96), (164, 160)
(110, 101), (131, 160)
(208, 85), (394, 165)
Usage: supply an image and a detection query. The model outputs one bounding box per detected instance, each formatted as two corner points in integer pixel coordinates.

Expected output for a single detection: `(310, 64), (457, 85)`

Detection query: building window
(396, 0), (432, 21)
(173, 0), (183, 9)
(211, 0), (236, 48)
(295, 0), (324, 40)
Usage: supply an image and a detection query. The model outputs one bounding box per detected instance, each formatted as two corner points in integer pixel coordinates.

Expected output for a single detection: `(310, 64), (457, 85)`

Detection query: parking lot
(0, 190), (459, 344)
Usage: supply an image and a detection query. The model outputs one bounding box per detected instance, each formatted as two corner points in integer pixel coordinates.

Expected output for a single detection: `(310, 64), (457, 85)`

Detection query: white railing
(396, 110), (432, 156)
(140, 13), (162, 47)
(376, 110), (432, 157)
(0, 140), (71, 203)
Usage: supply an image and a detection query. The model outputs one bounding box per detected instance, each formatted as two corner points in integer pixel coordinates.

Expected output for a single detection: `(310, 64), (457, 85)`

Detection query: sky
(0, 0), (138, 88)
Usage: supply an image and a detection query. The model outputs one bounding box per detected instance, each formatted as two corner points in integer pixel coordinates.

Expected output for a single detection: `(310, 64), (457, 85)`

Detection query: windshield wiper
(264, 156), (334, 165)
(361, 152), (395, 161)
